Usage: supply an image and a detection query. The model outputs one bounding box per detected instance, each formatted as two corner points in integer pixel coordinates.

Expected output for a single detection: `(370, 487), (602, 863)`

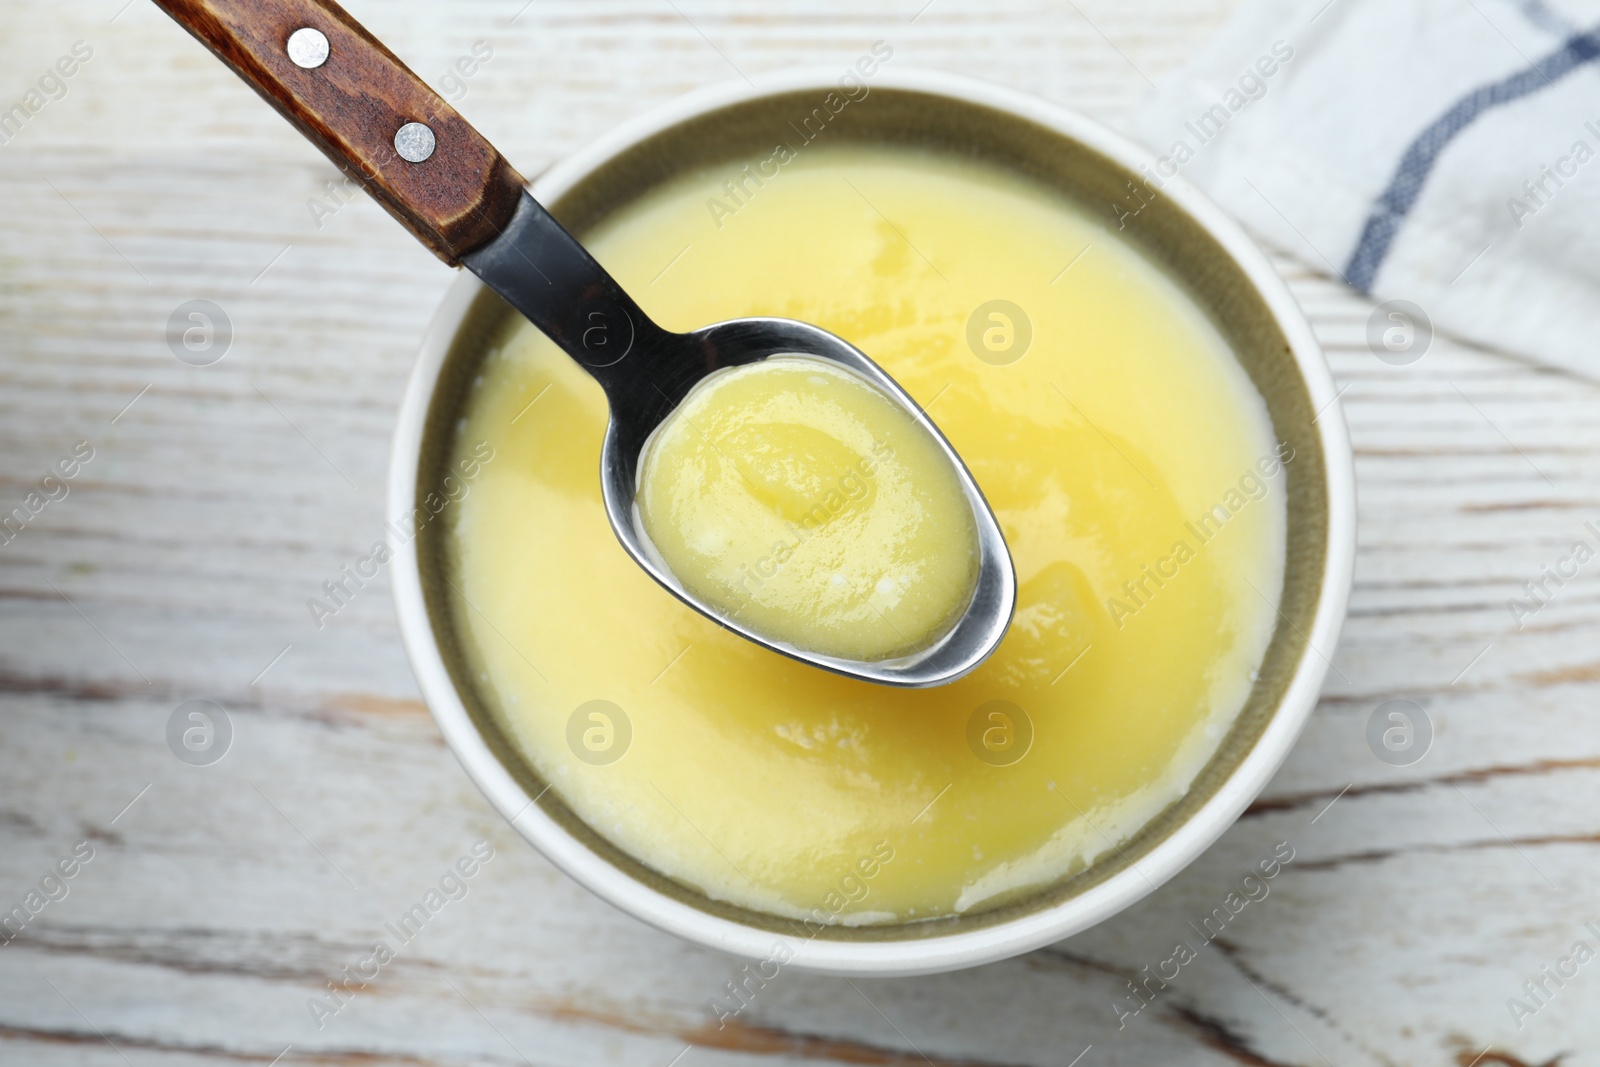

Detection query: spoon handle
(151, 0), (524, 264)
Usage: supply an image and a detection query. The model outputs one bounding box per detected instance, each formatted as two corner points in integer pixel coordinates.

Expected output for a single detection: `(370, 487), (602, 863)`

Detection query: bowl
(388, 68), (1355, 976)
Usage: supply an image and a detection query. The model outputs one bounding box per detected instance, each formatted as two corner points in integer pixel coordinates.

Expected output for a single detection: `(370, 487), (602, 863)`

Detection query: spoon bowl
(611, 316), (1014, 687)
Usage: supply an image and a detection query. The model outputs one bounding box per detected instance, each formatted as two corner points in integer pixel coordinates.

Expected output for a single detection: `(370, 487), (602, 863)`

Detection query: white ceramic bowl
(389, 68), (1356, 977)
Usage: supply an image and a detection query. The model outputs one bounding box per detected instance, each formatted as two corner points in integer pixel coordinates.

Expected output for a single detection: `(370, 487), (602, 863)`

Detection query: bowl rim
(388, 66), (1357, 977)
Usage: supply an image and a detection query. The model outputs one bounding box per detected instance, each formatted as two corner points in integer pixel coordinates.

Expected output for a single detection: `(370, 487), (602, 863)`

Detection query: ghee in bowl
(636, 355), (981, 662)
(442, 143), (1286, 923)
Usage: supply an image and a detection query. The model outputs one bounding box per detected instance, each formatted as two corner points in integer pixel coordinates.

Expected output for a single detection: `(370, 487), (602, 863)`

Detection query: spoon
(154, 0), (1015, 686)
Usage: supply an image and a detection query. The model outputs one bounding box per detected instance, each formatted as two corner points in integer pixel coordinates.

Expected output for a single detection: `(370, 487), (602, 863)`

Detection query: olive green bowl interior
(413, 86), (1327, 944)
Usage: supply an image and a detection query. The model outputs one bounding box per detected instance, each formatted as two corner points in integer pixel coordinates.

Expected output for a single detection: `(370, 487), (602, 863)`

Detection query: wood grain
(4, 1), (1600, 1065)
(150, 0), (524, 263)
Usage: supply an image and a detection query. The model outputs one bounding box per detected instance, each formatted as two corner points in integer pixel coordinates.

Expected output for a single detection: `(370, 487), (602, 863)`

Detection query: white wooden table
(4, 1), (1598, 1064)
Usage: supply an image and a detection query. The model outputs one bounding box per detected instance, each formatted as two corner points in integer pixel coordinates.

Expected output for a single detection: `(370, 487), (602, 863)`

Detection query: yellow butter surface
(444, 145), (1285, 922)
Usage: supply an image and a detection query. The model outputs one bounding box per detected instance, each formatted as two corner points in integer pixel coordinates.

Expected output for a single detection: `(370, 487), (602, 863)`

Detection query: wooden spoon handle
(152, 0), (524, 264)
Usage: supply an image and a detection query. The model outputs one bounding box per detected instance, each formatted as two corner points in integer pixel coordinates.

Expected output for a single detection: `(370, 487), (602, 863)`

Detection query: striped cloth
(1128, 0), (1600, 375)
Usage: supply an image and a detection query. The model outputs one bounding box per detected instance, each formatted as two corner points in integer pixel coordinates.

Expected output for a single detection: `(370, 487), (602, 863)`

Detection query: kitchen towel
(1128, 0), (1600, 374)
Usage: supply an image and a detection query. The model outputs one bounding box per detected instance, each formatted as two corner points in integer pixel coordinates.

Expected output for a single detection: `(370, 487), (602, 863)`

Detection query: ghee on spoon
(635, 355), (987, 668)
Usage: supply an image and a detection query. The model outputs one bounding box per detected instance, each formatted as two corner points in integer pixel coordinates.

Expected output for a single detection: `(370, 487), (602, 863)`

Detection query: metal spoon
(153, 0), (1014, 686)
(466, 198), (1016, 686)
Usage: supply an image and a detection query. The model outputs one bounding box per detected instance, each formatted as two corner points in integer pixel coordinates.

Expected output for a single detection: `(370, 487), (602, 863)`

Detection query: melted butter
(636, 356), (979, 661)
(444, 145), (1285, 923)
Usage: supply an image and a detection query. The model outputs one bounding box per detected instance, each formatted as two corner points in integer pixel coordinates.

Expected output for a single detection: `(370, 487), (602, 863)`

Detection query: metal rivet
(394, 122), (436, 163)
(286, 27), (329, 69)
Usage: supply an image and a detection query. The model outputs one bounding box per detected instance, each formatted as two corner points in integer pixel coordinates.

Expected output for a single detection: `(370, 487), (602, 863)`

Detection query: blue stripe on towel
(1513, 0), (1576, 38)
(1343, 26), (1600, 293)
